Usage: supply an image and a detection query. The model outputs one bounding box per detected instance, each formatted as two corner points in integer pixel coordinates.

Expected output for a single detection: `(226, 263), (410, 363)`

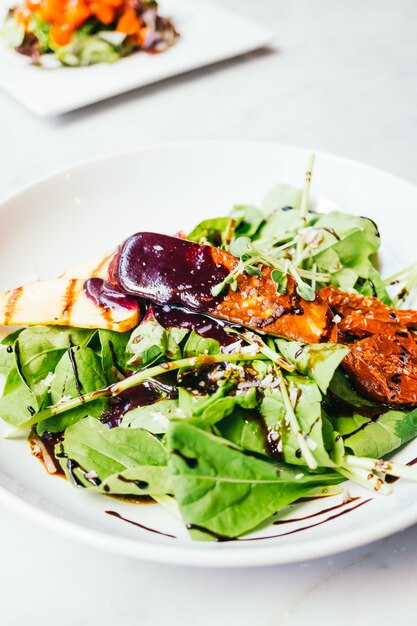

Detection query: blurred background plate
(0, 0), (272, 116)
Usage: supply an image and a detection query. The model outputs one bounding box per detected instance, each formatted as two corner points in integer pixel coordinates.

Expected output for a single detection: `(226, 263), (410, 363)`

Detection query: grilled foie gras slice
(108, 232), (336, 344)
(0, 278), (139, 331)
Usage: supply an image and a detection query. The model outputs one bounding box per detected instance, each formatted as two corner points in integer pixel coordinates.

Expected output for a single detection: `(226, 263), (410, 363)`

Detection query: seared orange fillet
(321, 285), (417, 406)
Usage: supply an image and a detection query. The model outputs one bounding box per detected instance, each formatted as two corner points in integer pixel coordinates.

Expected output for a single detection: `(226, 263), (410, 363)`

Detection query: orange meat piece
(211, 248), (336, 344)
(343, 332), (417, 405)
(320, 285), (417, 338)
(320, 285), (417, 406)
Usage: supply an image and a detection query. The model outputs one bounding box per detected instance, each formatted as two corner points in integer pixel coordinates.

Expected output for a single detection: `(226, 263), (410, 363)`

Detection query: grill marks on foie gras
(0, 278), (139, 332)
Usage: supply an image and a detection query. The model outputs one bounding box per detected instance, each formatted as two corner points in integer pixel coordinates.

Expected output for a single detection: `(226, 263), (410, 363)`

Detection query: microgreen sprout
(226, 328), (317, 469)
(13, 351), (270, 433)
(384, 261), (417, 308)
(295, 153), (315, 266)
(211, 234), (328, 300)
(224, 327), (295, 372)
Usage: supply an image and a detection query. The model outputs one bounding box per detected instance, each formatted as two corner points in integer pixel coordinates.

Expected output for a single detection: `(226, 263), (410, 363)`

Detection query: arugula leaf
(99, 329), (130, 384)
(276, 339), (349, 393)
(167, 422), (341, 539)
(38, 347), (107, 435)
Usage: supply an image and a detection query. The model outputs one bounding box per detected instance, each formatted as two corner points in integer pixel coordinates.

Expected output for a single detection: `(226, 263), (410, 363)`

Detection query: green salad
(1, 156), (417, 541)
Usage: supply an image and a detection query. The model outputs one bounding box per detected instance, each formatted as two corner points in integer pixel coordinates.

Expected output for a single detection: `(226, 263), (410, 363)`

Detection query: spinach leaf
(38, 347), (107, 435)
(15, 326), (95, 406)
(99, 329), (130, 384)
(0, 347), (11, 376)
(167, 422), (341, 539)
(61, 418), (170, 496)
(257, 207), (306, 242)
(188, 217), (234, 246)
(121, 399), (185, 433)
(261, 375), (335, 468)
(178, 385), (258, 426)
(60, 416), (167, 485)
(99, 466), (172, 496)
(217, 407), (267, 455)
(276, 339), (349, 394)
(262, 184), (302, 216)
(1, 329), (24, 374)
(0, 367), (38, 426)
(327, 369), (378, 410)
(343, 408), (417, 458)
(182, 331), (220, 358)
(230, 205), (264, 238)
(127, 316), (183, 367)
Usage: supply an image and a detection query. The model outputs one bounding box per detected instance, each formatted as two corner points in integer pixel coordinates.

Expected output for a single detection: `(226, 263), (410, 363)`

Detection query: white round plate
(1, 141), (417, 567)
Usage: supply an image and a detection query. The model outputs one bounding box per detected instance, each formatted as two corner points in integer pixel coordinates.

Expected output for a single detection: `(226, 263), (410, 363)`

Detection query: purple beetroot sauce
(152, 304), (237, 347)
(108, 232), (229, 311)
(84, 277), (138, 312)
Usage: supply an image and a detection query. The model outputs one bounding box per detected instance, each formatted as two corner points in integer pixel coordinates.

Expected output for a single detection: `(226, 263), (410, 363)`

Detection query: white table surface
(1, 0), (417, 624)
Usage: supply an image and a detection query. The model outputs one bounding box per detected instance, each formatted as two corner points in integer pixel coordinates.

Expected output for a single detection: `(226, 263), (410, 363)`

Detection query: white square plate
(0, 0), (272, 116)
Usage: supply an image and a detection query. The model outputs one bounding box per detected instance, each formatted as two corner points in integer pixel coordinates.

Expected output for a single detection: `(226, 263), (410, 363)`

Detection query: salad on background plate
(2, 155), (417, 543)
(1, 0), (178, 66)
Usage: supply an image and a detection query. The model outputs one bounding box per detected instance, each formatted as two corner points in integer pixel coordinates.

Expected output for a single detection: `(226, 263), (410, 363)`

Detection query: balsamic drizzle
(172, 449), (198, 468)
(105, 510), (176, 539)
(240, 498), (372, 541)
(68, 347), (83, 395)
